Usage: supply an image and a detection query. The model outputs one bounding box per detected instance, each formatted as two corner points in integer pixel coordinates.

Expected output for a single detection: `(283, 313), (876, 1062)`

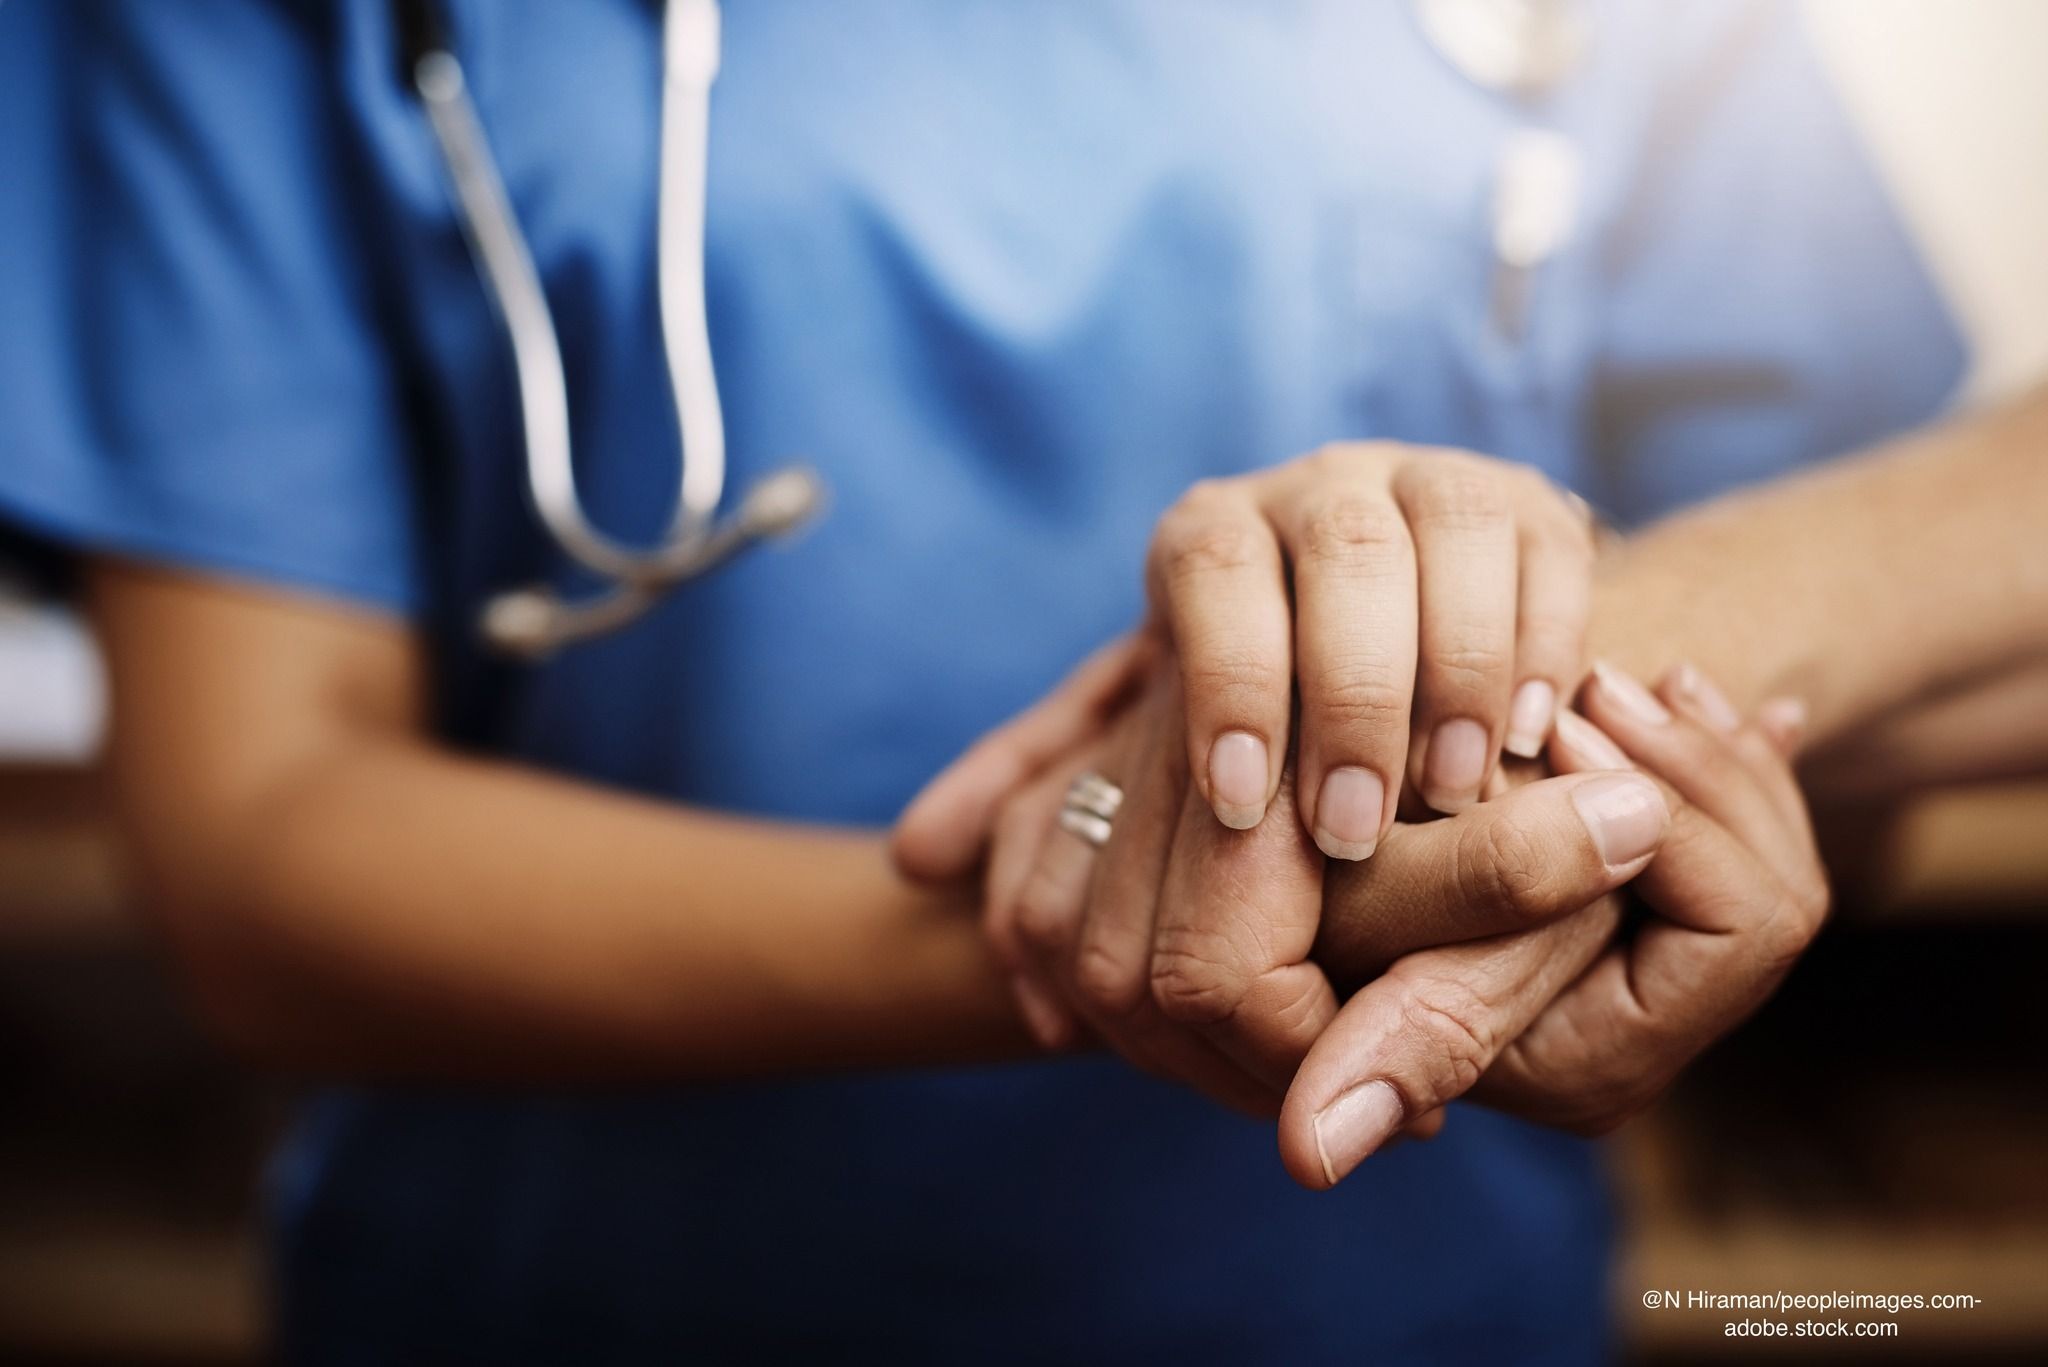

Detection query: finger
(1582, 662), (1811, 891)
(1504, 493), (1593, 759)
(985, 746), (1109, 1048)
(893, 632), (1153, 881)
(1312, 770), (1668, 982)
(1068, 679), (1183, 1022)
(1738, 703), (1819, 848)
(1015, 688), (1286, 1114)
(1478, 816), (1817, 1132)
(1756, 696), (1809, 757)
(1279, 896), (1621, 1188)
(1662, 667), (1817, 856)
(1393, 458), (1519, 814)
(1146, 482), (1291, 832)
(1264, 478), (1415, 861)
(1665, 660), (1742, 735)
(1149, 759), (1338, 1087)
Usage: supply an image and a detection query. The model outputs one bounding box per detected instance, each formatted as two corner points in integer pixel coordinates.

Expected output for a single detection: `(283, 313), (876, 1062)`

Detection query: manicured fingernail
(1011, 975), (1069, 1049)
(1758, 696), (1808, 749)
(1552, 709), (1634, 771)
(1570, 773), (1668, 870)
(1673, 662), (1740, 733)
(1314, 766), (1385, 861)
(1503, 680), (1557, 758)
(1311, 1079), (1405, 1186)
(1591, 661), (1671, 725)
(1423, 717), (1490, 812)
(1208, 731), (1270, 830)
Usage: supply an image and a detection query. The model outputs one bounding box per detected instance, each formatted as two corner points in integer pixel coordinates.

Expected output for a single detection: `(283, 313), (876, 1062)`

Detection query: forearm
(1590, 389), (2048, 748)
(147, 741), (1025, 1081)
(1799, 656), (2048, 799)
(89, 561), (1024, 1084)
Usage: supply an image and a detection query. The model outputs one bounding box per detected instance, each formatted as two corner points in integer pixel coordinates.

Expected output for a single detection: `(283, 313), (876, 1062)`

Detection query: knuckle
(1391, 970), (1498, 1097)
(1149, 930), (1253, 1028)
(1072, 940), (1147, 1016)
(1183, 644), (1287, 718)
(1765, 882), (1829, 960)
(1794, 876), (1832, 933)
(1408, 465), (1513, 533)
(1458, 817), (1557, 923)
(1425, 639), (1513, 692)
(1012, 869), (1079, 954)
(1155, 508), (1265, 583)
(1311, 671), (1409, 734)
(1296, 494), (1408, 567)
(1303, 442), (1377, 479)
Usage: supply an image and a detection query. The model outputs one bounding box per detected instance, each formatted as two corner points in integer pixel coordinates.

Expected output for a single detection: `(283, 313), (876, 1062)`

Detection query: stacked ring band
(1057, 771), (1125, 848)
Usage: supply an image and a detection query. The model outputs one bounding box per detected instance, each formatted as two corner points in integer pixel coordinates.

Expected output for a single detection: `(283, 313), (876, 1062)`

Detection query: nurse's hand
(1280, 664), (1825, 1186)
(1143, 444), (1594, 852)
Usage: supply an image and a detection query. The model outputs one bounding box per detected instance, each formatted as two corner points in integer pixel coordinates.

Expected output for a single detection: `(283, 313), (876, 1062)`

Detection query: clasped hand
(894, 443), (1827, 1188)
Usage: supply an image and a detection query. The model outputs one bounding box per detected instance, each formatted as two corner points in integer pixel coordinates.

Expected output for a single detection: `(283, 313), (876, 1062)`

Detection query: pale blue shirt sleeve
(0, 1), (422, 613)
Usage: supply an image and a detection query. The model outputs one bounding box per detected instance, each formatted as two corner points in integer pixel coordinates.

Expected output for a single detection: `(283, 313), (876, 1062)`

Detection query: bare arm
(1590, 387), (2048, 759)
(89, 561), (1026, 1082)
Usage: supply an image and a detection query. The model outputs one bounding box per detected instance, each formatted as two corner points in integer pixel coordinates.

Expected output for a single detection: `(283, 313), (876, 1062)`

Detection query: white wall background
(1804, 0), (2048, 405)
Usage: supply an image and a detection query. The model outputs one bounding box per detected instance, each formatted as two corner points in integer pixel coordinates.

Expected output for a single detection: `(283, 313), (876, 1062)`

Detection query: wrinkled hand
(894, 441), (1598, 1108)
(1279, 663), (1822, 1187)
(894, 648), (1667, 1117)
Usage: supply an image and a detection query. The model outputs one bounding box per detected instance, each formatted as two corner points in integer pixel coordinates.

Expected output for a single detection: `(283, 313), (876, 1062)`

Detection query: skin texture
(1141, 444), (1595, 847)
(85, 392), (2045, 1094)
(895, 388), (2048, 1157)
(1278, 666), (1828, 1188)
(88, 562), (1030, 1081)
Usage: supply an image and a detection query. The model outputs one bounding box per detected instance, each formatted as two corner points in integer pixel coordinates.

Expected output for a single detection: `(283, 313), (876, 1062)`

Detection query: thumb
(1281, 894), (1623, 1190)
(1314, 770), (1669, 983)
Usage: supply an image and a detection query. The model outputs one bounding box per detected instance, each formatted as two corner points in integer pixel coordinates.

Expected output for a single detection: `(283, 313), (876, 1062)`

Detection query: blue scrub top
(2, 2), (1961, 1362)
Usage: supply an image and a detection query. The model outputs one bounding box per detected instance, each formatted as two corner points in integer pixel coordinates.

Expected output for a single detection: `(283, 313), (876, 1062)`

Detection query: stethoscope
(396, 0), (1580, 658)
(397, 0), (824, 657)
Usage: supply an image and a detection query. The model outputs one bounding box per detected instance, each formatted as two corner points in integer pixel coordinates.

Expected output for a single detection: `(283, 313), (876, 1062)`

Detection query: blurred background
(4, 2), (2045, 1362)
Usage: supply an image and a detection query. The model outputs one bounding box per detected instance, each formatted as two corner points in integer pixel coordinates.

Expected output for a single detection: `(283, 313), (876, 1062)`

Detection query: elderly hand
(893, 443), (1599, 1099)
(1279, 663), (1823, 1186)
(893, 650), (1667, 1115)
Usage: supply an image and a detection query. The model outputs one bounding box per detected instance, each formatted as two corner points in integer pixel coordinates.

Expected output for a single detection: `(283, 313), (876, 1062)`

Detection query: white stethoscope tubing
(407, 0), (821, 657)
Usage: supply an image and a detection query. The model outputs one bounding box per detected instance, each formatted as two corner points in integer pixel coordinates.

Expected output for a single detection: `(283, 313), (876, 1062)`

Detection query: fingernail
(1503, 680), (1557, 759)
(1311, 1079), (1405, 1185)
(1313, 767), (1385, 861)
(1208, 731), (1270, 830)
(1570, 773), (1669, 870)
(1673, 662), (1740, 733)
(1758, 696), (1808, 749)
(1591, 661), (1671, 726)
(1423, 718), (1490, 812)
(1011, 975), (1069, 1049)
(1551, 709), (1633, 771)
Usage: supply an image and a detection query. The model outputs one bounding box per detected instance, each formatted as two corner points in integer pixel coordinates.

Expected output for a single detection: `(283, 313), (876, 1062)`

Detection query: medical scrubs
(0, 2), (1961, 1362)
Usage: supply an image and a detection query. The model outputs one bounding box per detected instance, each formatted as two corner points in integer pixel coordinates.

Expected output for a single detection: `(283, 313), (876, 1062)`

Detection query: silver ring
(1057, 808), (1115, 848)
(1058, 771), (1124, 848)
